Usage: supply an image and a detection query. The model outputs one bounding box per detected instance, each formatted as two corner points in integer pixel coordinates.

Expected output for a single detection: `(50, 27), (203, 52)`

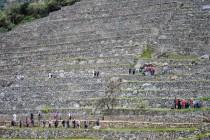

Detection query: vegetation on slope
(0, 0), (80, 32)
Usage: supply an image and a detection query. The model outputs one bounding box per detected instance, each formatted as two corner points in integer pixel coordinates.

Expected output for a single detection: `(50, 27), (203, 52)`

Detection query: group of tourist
(173, 98), (202, 109)
(129, 64), (156, 76)
(11, 112), (100, 129)
(129, 63), (170, 76)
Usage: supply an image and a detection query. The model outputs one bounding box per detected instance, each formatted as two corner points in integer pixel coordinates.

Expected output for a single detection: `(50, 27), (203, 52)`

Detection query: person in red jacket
(181, 99), (186, 109)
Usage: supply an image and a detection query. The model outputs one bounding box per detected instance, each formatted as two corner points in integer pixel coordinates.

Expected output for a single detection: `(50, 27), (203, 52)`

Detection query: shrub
(41, 105), (52, 113)
(5, 3), (25, 25)
(47, 0), (61, 12)
(141, 45), (154, 59)
(20, 16), (35, 24)
(19, 2), (30, 15)
(27, 2), (49, 18)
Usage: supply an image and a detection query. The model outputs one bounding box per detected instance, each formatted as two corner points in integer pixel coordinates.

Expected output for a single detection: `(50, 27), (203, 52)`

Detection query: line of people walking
(11, 112), (100, 129)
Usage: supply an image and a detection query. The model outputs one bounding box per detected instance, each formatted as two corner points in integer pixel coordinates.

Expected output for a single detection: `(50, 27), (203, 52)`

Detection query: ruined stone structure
(1, 0), (210, 139)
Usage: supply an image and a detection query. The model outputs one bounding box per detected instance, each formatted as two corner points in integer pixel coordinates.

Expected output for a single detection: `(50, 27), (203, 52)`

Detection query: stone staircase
(1, 0), (210, 139)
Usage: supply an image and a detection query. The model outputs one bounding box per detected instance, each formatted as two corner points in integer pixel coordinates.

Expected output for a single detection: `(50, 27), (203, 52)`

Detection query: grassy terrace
(111, 107), (210, 113)
(1, 107), (209, 114)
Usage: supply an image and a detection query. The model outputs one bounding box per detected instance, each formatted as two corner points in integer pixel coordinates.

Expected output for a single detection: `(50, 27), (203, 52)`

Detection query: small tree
(94, 77), (122, 114)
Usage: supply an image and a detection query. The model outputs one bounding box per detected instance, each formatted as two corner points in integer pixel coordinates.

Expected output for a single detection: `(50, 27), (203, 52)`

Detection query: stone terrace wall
(0, 128), (194, 140)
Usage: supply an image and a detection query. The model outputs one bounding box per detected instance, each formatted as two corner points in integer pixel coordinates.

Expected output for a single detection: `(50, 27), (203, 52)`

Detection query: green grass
(101, 127), (198, 132)
(111, 107), (210, 113)
(140, 47), (154, 59)
(159, 52), (199, 60)
(199, 97), (210, 101)
(195, 131), (210, 139)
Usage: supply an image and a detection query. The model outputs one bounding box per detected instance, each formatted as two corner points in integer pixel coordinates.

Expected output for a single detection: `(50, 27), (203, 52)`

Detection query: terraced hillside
(0, 0), (210, 139)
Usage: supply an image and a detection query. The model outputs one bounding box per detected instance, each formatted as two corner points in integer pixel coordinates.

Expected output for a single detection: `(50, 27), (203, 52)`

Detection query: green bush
(19, 2), (30, 15)
(41, 105), (52, 113)
(47, 0), (61, 12)
(20, 16), (35, 24)
(27, 2), (48, 18)
(141, 45), (154, 59)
